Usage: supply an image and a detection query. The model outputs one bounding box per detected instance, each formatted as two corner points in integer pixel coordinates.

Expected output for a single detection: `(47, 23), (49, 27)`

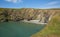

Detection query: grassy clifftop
(31, 13), (60, 37)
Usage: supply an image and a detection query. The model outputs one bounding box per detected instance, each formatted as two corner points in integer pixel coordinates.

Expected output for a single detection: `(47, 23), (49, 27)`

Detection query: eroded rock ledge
(0, 8), (60, 23)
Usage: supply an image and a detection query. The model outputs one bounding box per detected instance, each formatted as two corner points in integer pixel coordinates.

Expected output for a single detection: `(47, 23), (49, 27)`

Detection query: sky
(0, 0), (60, 9)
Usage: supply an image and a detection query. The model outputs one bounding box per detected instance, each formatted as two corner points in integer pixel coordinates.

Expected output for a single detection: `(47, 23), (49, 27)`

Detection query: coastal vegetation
(0, 8), (60, 37)
(31, 12), (60, 37)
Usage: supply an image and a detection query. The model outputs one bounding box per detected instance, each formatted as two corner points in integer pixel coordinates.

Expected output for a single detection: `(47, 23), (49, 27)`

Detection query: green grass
(31, 14), (60, 37)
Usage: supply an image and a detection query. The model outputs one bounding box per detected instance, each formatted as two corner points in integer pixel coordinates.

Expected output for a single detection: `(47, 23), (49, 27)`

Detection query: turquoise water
(0, 22), (45, 37)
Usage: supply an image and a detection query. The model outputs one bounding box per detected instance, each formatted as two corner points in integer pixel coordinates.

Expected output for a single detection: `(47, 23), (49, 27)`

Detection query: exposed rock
(0, 8), (60, 23)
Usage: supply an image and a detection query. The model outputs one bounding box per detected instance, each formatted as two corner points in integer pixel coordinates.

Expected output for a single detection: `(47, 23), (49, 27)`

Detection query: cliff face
(31, 10), (60, 37)
(0, 8), (60, 23)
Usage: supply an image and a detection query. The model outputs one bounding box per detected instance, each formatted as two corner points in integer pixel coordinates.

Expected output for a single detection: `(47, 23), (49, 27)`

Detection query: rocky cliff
(0, 8), (60, 23)
(31, 9), (60, 37)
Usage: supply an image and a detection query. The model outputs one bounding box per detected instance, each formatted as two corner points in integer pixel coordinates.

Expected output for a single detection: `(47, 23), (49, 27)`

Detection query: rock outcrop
(0, 8), (60, 23)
